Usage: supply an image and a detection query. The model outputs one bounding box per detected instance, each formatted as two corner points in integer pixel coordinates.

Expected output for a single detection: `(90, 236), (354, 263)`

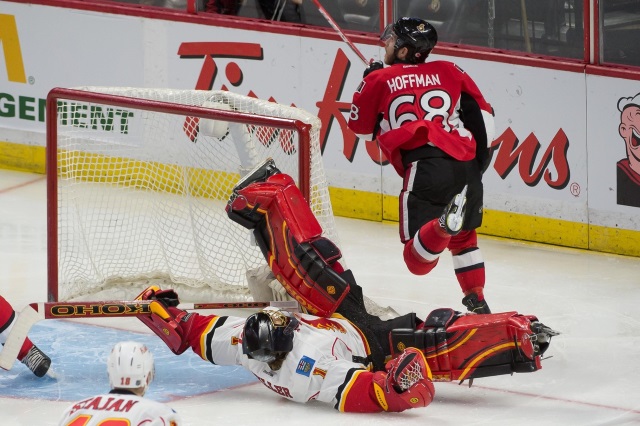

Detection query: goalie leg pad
(228, 167), (348, 316)
(416, 310), (556, 382)
(309, 237), (342, 265)
(271, 236), (350, 316)
(231, 171), (324, 243)
(226, 185), (278, 230)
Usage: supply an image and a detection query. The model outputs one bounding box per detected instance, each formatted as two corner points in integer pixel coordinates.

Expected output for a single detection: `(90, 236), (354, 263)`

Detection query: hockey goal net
(46, 87), (338, 303)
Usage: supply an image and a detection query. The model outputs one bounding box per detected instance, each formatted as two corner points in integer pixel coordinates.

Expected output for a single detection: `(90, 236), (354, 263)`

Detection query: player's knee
(403, 242), (438, 275)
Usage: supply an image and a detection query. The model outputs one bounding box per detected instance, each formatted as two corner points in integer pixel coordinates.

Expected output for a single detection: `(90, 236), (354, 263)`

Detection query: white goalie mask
(107, 341), (155, 394)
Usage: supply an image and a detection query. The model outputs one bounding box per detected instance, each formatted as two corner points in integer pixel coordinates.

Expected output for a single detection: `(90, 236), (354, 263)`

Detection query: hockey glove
(371, 348), (435, 412)
(363, 60), (384, 78)
(135, 286), (195, 355)
(152, 289), (180, 307)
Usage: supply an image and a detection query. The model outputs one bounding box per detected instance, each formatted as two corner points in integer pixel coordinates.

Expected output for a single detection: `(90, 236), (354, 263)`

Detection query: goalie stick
(0, 299), (297, 371)
(27, 300), (276, 319)
(310, 0), (369, 65)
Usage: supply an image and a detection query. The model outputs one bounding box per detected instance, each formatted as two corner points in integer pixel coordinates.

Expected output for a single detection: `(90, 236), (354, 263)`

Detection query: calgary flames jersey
(348, 60), (495, 176)
(184, 311), (385, 412)
(58, 391), (181, 426)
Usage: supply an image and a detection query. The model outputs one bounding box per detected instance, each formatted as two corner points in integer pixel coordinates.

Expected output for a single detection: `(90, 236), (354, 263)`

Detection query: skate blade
(233, 157), (276, 192)
(45, 367), (59, 380)
(447, 185), (468, 232)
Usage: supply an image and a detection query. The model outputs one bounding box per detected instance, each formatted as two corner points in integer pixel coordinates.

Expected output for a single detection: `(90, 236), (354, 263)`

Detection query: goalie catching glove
(371, 348), (435, 412)
(135, 286), (195, 355)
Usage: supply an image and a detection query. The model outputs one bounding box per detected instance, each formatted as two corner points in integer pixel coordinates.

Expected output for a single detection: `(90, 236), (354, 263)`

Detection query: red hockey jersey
(348, 60), (495, 175)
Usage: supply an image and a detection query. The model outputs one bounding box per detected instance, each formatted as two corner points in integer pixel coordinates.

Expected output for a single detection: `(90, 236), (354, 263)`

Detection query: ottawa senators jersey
(348, 60), (495, 175)
(58, 391), (181, 426)
(184, 311), (384, 412)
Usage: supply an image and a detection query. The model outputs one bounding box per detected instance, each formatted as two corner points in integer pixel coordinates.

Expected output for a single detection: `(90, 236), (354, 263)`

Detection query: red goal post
(46, 87), (339, 303)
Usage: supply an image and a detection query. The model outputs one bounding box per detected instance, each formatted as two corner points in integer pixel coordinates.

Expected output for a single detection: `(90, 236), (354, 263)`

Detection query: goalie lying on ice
(135, 159), (559, 413)
(138, 287), (433, 413)
(137, 285), (556, 413)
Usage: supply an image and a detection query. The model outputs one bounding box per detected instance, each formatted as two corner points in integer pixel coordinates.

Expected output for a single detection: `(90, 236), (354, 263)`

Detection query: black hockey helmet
(242, 308), (299, 363)
(380, 17), (438, 64)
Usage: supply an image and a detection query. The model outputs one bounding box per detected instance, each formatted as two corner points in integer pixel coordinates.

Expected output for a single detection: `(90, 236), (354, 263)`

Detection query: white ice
(1, 169), (639, 425)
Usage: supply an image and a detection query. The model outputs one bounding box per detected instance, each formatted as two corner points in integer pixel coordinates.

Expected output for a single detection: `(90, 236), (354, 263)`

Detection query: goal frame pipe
(46, 87), (312, 302)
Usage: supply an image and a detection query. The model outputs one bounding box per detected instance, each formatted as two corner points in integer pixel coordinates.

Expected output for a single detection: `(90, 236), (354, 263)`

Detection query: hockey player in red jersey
(347, 17), (496, 315)
(58, 341), (181, 426)
(136, 159), (557, 413)
(0, 295), (51, 377)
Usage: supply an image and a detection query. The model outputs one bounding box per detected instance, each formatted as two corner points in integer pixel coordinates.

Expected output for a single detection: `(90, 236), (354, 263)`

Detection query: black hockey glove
(148, 288), (180, 307)
(363, 60), (384, 78)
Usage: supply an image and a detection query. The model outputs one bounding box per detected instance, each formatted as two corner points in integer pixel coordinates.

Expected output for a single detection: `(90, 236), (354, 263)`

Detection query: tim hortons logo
(490, 127), (570, 189)
(180, 43), (571, 190)
(316, 50), (572, 190)
(178, 41), (293, 152)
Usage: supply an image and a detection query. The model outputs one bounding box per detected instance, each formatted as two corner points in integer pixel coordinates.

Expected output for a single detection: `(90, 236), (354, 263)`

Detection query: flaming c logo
(0, 14), (26, 83)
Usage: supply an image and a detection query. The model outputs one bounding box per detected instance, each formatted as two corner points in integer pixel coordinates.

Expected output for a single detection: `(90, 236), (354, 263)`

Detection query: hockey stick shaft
(27, 300), (280, 319)
(0, 299), (297, 370)
(309, 0), (369, 65)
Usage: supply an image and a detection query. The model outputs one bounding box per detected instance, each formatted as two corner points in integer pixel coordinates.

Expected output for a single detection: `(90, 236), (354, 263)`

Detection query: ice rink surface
(1, 169), (639, 425)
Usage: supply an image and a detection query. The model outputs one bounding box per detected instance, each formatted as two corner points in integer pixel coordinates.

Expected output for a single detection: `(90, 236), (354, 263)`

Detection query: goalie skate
(226, 157), (284, 230)
(231, 157), (280, 195)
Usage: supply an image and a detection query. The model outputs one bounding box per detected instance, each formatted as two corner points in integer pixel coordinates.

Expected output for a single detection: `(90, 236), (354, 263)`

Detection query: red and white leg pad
(389, 308), (557, 382)
(227, 172), (350, 316)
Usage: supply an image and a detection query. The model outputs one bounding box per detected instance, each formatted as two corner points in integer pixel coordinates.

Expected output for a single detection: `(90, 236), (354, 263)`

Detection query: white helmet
(107, 341), (155, 394)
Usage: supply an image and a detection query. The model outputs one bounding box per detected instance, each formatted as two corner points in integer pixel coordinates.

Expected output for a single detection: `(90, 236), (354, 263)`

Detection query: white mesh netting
(52, 87), (338, 303)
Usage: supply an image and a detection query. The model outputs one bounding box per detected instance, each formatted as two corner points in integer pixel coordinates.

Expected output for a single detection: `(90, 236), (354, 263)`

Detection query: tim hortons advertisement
(0, 4), (639, 243)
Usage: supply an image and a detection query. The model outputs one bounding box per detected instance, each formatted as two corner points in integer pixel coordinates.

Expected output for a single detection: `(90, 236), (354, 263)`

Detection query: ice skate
(232, 157), (280, 194)
(227, 158), (282, 229)
(438, 185), (467, 236)
(462, 292), (491, 314)
(21, 344), (51, 378)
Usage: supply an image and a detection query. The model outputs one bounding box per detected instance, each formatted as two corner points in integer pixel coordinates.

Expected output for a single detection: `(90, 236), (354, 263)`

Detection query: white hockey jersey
(187, 312), (375, 410)
(58, 391), (181, 426)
